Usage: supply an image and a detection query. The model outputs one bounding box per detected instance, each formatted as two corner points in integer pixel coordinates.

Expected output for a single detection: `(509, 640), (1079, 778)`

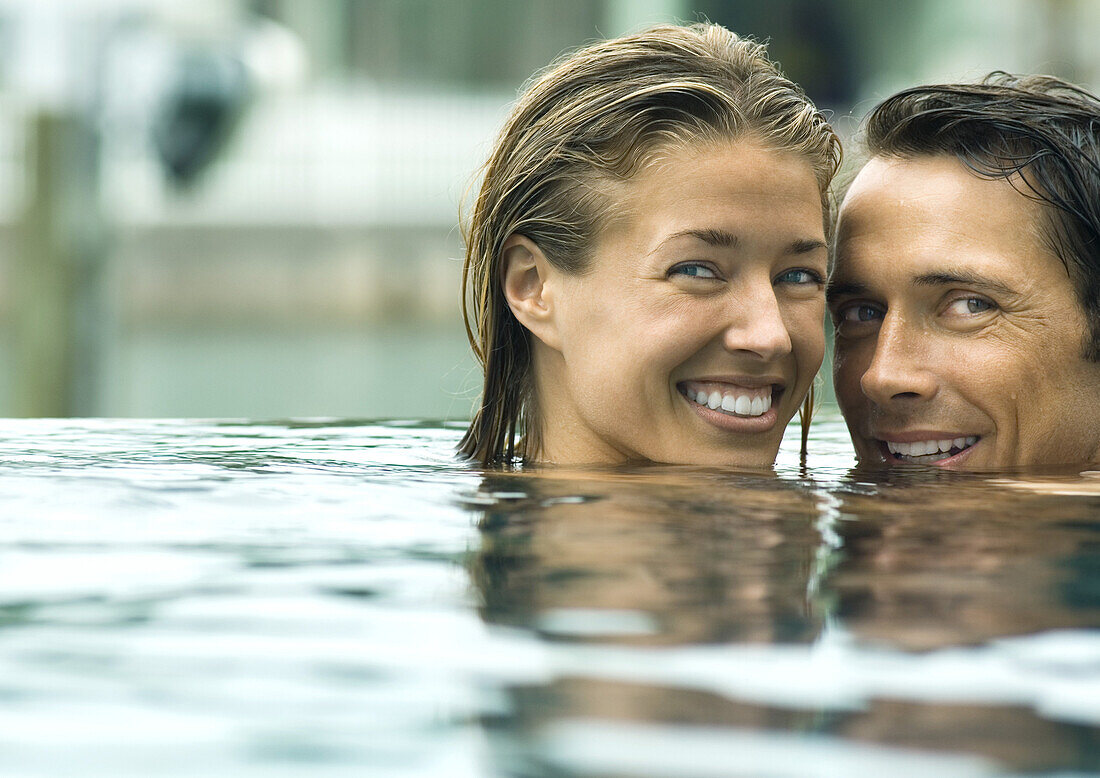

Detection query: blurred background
(0, 0), (1096, 420)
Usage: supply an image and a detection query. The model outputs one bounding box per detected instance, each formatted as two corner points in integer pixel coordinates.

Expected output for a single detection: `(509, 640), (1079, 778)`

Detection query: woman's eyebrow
(787, 238), (828, 255)
(660, 228), (740, 248)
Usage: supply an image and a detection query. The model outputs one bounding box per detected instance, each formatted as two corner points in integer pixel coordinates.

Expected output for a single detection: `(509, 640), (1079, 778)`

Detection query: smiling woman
(459, 23), (841, 467)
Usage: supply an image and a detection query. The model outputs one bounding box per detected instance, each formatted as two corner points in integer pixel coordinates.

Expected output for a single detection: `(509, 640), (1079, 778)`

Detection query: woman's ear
(500, 234), (562, 350)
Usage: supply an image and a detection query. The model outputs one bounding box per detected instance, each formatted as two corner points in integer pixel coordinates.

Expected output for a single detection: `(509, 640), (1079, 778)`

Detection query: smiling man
(828, 74), (1100, 469)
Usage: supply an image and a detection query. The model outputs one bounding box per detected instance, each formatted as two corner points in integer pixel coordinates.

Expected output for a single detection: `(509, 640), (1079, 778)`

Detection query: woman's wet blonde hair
(460, 22), (841, 466)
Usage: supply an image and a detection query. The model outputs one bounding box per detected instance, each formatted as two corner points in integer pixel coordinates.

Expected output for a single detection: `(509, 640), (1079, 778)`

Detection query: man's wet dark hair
(864, 73), (1100, 360)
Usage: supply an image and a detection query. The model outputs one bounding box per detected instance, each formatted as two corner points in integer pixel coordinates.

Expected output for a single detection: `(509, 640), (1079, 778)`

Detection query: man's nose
(859, 313), (938, 403)
(721, 282), (793, 361)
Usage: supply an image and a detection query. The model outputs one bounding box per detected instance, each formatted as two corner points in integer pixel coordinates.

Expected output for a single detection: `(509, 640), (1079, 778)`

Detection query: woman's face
(534, 140), (827, 465)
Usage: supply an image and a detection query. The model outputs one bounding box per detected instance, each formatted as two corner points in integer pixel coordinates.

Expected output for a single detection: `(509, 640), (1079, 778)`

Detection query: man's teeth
(691, 389), (771, 417)
(886, 436), (978, 459)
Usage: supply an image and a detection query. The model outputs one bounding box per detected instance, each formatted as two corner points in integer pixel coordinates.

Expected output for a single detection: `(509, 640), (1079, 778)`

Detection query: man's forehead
(833, 155), (1049, 265)
(839, 153), (1049, 218)
(840, 155), (904, 201)
(839, 155), (985, 221)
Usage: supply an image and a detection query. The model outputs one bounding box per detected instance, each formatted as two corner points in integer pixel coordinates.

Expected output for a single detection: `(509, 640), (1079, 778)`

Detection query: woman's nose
(720, 282), (793, 361)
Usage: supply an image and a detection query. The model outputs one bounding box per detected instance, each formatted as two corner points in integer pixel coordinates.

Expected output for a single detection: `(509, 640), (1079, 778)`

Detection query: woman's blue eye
(776, 268), (823, 285)
(670, 263), (719, 279)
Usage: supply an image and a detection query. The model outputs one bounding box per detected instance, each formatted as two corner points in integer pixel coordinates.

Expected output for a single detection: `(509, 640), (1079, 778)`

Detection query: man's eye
(944, 296), (995, 316)
(833, 302), (884, 337)
(840, 303), (884, 323)
(669, 262), (719, 279)
(775, 268), (823, 286)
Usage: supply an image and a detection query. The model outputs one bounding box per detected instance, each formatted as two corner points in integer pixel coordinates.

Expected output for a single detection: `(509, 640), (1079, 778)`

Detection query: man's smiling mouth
(881, 436), (980, 464)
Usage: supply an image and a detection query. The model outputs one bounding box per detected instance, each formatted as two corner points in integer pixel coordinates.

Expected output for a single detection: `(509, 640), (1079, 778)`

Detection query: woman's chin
(650, 432), (784, 469)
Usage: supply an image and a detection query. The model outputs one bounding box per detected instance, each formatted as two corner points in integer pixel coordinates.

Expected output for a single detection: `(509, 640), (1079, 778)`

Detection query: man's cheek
(831, 348), (867, 403)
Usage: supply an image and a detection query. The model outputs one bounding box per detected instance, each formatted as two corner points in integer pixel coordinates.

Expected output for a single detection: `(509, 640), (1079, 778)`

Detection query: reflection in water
(830, 470), (1100, 648)
(470, 463), (1100, 776)
(822, 472), (1100, 773)
(2, 419), (1100, 776)
(470, 468), (828, 776)
(473, 469), (824, 646)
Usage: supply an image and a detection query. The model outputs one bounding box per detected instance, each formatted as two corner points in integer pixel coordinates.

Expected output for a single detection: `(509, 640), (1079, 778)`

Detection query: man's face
(829, 155), (1100, 470)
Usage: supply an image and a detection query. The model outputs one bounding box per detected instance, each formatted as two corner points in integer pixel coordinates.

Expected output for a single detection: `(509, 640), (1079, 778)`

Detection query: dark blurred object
(697, 0), (859, 108)
(152, 49), (251, 187)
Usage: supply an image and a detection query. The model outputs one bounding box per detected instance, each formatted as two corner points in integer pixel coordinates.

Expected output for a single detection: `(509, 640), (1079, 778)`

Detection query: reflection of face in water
(468, 468), (830, 770)
(470, 468), (825, 647)
(818, 469), (1100, 770)
(827, 469), (1100, 651)
(468, 467), (1100, 775)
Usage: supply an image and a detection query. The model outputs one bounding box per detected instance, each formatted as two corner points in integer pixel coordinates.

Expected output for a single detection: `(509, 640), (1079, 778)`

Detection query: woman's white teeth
(887, 436), (978, 459)
(689, 388), (772, 417)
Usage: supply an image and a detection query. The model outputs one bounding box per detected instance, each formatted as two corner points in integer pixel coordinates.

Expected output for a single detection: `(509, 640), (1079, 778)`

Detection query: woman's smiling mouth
(677, 380), (784, 432)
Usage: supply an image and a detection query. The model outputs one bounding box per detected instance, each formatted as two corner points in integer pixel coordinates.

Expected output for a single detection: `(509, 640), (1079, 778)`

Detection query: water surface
(1, 416), (1098, 777)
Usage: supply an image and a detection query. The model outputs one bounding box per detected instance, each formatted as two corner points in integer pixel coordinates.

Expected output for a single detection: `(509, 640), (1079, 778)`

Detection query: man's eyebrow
(825, 280), (867, 304)
(825, 270), (1020, 306)
(914, 271), (1019, 297)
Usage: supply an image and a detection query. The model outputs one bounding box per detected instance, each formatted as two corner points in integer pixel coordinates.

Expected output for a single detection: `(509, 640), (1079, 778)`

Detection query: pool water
(1, 415), (1099, 777)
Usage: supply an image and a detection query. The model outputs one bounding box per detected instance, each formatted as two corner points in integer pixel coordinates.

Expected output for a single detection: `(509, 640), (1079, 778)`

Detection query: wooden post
(12, 111), (104, 417)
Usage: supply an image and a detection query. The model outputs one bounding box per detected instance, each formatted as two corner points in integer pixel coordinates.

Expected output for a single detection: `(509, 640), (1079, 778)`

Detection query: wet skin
(507, 140), (828, 466)
(829, 155), (1100, 470)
